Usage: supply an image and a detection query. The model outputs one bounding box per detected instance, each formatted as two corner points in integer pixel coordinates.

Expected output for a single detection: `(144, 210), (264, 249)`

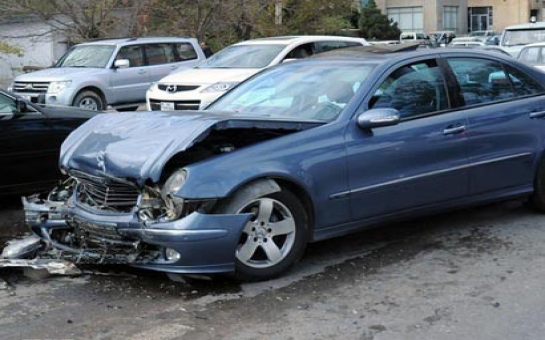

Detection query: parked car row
(9, 37), (207, 111)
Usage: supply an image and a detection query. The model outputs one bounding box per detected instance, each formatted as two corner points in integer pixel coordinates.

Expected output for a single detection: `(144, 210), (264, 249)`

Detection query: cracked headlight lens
(162, 169), (187, 198)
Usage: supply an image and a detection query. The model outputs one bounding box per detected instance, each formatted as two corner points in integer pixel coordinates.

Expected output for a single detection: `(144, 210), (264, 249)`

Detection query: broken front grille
(72, 171), (140, 212)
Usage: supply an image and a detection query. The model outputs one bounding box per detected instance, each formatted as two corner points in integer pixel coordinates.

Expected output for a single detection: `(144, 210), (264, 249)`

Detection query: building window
(443, 6), (458, 31)
(387, 7), (424, 32)
(468, 7), (493, 32)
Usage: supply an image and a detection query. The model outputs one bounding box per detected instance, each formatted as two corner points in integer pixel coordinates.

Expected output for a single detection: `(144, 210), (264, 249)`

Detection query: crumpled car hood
(60, 111), (312, 186)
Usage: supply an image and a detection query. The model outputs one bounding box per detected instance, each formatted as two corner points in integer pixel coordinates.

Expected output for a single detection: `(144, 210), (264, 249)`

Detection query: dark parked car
(22, 49), (545, 281)
(0, 90), (98, 195)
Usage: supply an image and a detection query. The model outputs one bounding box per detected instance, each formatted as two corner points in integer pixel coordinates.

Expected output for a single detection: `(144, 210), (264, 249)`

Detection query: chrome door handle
(530, 111), (545, 119)
(443, 125), (466, 135)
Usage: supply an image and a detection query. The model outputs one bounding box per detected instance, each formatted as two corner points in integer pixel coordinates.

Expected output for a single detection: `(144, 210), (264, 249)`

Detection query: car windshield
(503, 28), (545, 47)
(197, 44), (285, 69)
(207, 61), (376, 121)
(55, 45), (115, 68)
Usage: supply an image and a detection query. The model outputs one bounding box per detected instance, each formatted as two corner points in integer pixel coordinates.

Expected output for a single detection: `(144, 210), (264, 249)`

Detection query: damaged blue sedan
(22, 48), (545, 281)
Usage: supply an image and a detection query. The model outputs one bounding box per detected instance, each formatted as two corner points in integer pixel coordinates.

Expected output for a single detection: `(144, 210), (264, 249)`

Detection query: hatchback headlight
(202, 82), (239, 93)
(47, 81), (72, 94)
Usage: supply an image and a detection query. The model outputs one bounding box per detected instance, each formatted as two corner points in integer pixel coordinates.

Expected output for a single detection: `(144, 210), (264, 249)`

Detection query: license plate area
(160, 102), (175, 111)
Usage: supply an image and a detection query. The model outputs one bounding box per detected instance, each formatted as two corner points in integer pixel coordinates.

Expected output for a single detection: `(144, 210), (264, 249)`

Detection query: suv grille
(12, 81), (50, 93)
(72, 171), (140, 212)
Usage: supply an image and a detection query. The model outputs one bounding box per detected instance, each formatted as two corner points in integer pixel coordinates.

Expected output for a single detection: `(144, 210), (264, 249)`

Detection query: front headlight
(202, 81), (239, 93)
(47, 81), (72, 94)
(147, 82), (158, 92)
(161, 169), (187, 200)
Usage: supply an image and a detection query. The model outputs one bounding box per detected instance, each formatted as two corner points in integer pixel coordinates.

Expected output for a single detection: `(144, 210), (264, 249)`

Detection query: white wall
(0, 21), (67, 89)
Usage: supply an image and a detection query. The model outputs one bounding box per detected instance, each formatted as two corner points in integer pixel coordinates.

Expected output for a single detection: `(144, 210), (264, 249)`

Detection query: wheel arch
(221, 176), (316, 240)
(71, 86), (107, 107)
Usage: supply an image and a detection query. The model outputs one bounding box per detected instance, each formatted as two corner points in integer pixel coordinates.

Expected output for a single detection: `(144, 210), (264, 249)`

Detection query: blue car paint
(24, 193), (252, 273)
(24, 49), (545, 275)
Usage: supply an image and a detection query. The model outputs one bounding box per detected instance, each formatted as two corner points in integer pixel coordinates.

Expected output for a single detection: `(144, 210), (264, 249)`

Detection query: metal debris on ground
(0, 235), (41, 259)
(0, 259), (82, 277)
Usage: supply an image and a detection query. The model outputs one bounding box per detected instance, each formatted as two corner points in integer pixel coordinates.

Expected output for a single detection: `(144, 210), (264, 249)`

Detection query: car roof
(313, 43), (421, 58)
(308, 47), (518, 67)
(232, 35), (368, 46)
(76, 36), (197, 46)
(504, 21), (545, 30)
(521, 41), (545, 48)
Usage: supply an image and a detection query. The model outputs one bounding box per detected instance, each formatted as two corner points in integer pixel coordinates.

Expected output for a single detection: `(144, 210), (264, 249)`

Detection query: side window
(314, 41), (360, 54)
(145, 44), (175, 65)
(369, 60), (448, 119)
(286, 43), (314, 59)
(504, 65), (545, 97)
(447, 58), (517, 106)
(117, 45), (144, 67)
(175, 43), (198, 61)
(518, 47), (541, 64)
(0, 93), (16, 118)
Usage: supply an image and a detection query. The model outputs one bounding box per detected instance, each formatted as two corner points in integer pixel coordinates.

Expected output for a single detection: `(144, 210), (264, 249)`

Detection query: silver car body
(9, 37), (206, 110)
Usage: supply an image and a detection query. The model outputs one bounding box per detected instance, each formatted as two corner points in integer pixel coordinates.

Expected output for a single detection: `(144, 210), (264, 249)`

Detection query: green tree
(282, 0), (352, 35)
(0, 42), (23, 58)
(358, 0), (400, 40)
(0, 0), (150, 43)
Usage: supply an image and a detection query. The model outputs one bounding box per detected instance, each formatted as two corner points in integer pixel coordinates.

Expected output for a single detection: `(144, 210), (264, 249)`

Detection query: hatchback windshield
(197, 44), (286, 69)
(502, 28), (545, 47)
(55, 45), (116, 68)
(208, 61), (376, 121)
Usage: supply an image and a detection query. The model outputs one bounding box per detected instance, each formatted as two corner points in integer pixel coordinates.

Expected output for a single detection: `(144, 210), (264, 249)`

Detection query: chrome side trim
(330, 152), (532, 199)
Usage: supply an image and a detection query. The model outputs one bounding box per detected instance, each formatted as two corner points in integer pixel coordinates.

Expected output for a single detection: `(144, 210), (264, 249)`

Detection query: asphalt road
(1, 197), (545, 339)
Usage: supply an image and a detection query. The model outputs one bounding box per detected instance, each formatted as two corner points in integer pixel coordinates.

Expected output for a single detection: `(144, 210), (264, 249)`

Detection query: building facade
(372, 0), (545, 34)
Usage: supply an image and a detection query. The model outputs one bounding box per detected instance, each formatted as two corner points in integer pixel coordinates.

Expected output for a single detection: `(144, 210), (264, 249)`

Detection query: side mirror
(15, 99), (27, 113)
(357, 108), (400, 129)
(114, 59), (130, 68)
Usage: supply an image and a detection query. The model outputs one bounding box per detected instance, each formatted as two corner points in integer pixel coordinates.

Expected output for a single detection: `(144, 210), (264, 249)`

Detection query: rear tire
(530, 158), (545, 212)
(215, 185), (308, 281)
(73, 90), (105, 111)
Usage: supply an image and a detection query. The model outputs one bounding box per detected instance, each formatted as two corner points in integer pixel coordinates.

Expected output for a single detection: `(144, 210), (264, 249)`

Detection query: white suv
(146, 35), (368, 111)
(9, 37), (206, 111)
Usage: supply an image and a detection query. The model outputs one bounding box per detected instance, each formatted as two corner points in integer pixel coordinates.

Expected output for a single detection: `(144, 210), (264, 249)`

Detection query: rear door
(144, 42), (202, 82)
(445, 57), (545, 195)
(0, 94), (60, 194)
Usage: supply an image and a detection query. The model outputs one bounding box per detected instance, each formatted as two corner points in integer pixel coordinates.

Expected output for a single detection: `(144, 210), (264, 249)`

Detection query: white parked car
(517, 41), (545, 71)
(146, 35), (369, 111)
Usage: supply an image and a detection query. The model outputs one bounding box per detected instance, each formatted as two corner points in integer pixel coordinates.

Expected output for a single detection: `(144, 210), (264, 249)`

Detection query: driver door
(345, 59), (470, 221)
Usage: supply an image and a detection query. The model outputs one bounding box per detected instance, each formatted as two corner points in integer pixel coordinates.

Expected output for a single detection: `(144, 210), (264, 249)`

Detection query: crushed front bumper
(22, 196), (252, 274)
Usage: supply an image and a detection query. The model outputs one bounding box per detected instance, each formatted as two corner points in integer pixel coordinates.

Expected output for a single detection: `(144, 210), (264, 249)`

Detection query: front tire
(216, 186), (309, 281)
(73, 90), (105, 111)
